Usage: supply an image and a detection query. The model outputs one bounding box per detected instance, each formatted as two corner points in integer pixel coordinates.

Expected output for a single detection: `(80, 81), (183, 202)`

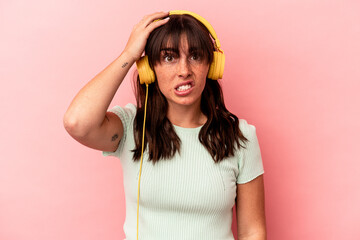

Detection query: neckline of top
(172, 123), (204, 133)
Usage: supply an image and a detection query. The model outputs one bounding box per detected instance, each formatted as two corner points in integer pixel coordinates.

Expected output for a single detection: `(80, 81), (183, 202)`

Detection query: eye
(161, 51), (178, 63)
(164, 54), (174, 62)
(190, 52), (201, 61)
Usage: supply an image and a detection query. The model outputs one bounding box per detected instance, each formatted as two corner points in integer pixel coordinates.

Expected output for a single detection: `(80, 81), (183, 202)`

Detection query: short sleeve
(236, 119), (265, 184)
(102, 103), (137, 158)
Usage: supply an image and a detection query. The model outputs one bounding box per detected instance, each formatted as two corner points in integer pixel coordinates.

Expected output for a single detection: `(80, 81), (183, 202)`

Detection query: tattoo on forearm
(122, 62), (128, 68)
(111, 134), (119, 141)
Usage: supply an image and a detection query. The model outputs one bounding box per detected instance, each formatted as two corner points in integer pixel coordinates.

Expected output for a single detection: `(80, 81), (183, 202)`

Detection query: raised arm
(63, 11), (169, 152)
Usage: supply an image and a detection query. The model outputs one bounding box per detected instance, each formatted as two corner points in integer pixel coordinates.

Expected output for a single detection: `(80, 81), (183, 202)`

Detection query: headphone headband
(169, 10), (223, 53)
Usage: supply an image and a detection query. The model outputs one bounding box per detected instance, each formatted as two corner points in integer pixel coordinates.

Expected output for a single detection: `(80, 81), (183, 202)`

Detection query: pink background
(1, 0), (359, 239)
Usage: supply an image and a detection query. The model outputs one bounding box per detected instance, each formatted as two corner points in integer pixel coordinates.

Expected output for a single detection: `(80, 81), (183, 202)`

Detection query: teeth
(176, 84), (192, 91)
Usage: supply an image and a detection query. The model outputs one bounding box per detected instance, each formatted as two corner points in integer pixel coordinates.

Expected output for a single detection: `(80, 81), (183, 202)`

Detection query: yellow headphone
(135, 10), (225, 240)
(136, 10), (225, 84)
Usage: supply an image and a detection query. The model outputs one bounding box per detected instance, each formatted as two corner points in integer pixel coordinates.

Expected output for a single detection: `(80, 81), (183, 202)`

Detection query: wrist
(120, 49), (138, 64)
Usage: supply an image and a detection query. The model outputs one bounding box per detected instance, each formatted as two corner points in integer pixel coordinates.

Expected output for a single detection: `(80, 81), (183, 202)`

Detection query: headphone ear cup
(136, 55), (156, 84)
(207, 51), (225, 80)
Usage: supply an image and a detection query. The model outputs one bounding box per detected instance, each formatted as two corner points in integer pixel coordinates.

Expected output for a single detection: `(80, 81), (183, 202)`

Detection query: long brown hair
(132, 14), (248, 164)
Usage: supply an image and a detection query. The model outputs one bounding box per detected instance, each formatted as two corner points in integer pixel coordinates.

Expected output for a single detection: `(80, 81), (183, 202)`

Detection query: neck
(166, 101), (207, 128)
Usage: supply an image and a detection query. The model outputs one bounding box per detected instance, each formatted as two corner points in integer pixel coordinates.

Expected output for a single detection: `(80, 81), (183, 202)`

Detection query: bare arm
(63, 51), (132, 152)
(236, 175), (267, 240)
(63, 11), (170, 152)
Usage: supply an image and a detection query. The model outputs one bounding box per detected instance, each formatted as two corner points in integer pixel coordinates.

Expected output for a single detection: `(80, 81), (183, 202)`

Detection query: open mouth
(176, 84), (192, 91)
(174, 80), (194, 91)
(174, 81), (194, 96)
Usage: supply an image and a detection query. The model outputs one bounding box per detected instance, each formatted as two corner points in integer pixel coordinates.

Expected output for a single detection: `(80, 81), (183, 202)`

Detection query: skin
(153, 34), (209, 128)
(236, 175), (267, 240)
(63, 11), (266, 239)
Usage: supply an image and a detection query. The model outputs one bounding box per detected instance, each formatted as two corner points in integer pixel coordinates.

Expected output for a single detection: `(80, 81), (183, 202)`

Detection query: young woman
(64, 11), (266, 240)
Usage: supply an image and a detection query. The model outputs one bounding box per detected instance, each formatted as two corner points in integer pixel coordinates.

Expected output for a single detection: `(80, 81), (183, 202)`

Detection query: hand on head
(123, 11), (169, 62)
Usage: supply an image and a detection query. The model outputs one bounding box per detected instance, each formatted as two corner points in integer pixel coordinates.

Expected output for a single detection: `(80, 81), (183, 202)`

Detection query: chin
(175, 98), (201, 107)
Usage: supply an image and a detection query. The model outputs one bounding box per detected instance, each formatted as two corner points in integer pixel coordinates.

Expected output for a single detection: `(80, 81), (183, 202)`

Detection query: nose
(177, 57), (192, 78)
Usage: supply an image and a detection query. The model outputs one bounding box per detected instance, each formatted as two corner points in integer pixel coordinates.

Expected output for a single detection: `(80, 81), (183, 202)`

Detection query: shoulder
(239, 119), (257, 137)
(108, 103), (137, 120)
(236, 119), (264, 184)
(107, 103), (137, 130)
(108, 103), (137, 116)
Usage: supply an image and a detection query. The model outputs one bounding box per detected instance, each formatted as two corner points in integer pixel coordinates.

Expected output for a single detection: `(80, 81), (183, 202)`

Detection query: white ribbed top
(103, 103), (264, 240)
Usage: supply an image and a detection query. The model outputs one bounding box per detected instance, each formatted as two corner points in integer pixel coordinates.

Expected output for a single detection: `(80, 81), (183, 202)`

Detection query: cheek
(199, 65), (209, 81)
(154, 65), (171, 80)
(155, 66), (177, 86)
(154, 68), (170, 93)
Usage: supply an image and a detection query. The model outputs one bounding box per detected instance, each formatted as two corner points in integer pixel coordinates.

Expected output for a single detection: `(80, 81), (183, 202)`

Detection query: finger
(145, 17), (170, 33)
(141, 11), (169, 27)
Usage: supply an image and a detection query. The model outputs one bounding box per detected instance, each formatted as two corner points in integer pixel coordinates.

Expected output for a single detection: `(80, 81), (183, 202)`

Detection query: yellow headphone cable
(136, 83), (148, 240)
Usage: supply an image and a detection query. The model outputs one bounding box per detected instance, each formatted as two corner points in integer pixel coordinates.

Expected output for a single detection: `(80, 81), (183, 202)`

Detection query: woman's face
(153, 34), (209, 110)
